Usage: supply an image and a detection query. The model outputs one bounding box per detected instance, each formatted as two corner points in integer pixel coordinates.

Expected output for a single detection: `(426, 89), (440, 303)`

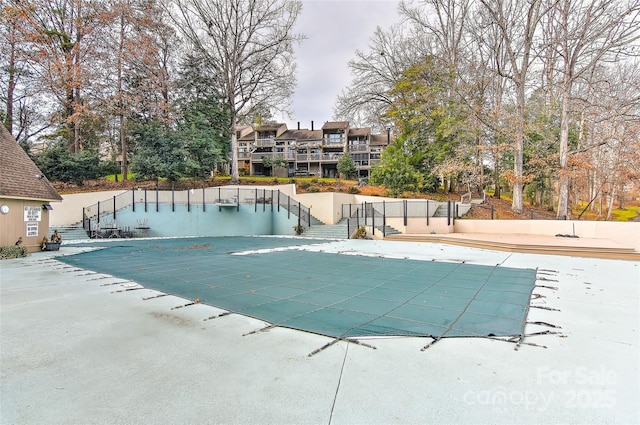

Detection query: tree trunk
(512, 85), (525, 214)
(547, 175), (554, 211)
(478, 142), (484, 196)
(4, 24), (16, 134)
(118, 10), (127, 180)
(120, 115), (127, 179)
(73, 1), (82, 152)
(493, 147), (501, 199)
(556, 85), (571, 219)
(605, 185), (616, 221)
(230, 113), (240, 183)
(66, 88), (76, 152)
(74, 86), (81, 151)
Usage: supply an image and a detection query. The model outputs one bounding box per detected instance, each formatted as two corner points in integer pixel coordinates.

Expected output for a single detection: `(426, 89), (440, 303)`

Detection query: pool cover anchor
(111, 286), (143, 294)
(203, 311), (232, 321)
(530, 305), (561, 312)
(242, 324), (377, 356)
(308, 337), (376, 357)
(242, 324), (277, 336)
(420, 336), (441, 351)
(490, 331), (559, 350)
(100, 279), (136, 287)
(142, 293), (168, 300)
(171, 298), (200, 310)
(419, 332), (555, 352)
(527, 321), (561, 329)
(87, 275), (117, 281)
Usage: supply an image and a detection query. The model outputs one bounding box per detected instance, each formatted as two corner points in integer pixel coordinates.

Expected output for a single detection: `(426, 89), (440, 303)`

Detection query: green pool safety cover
(60, 237), (537, 340)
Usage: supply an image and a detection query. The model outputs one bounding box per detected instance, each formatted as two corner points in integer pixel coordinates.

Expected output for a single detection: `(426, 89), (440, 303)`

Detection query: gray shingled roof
(255, 123), (286, 132)
(348, 128), (371, 137)
(279, 129), (323, 141)
(322, 121), (349, 130)
(238, 130), (256, 141)
(0, 126), (62, 201)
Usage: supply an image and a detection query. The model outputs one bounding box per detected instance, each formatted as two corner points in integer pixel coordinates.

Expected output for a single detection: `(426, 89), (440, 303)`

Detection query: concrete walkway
(1, 239), (638, 424)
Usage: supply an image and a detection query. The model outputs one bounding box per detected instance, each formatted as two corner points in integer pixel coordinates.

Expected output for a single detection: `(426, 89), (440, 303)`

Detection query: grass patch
(611, 206), (640, 221)
(573, 202), (640, 221)
(106, 173), (136, 182)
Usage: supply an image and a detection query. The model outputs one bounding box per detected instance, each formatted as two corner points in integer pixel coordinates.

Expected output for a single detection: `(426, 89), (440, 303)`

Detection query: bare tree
(462, 3), (513, 200)
(334, 24), (420, 131)
(336, 0), (472, 131)
(400, 0), (472, 70)
(545, 0), (640, 219)
(168, 0), (303, 182)
(573, 61), (640, 218)
(477, 0), (546, 214)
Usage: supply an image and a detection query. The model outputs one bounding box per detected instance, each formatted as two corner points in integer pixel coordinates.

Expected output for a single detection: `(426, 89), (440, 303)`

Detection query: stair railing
(345, 202), (386, 238)
(342, 199), (447, 239)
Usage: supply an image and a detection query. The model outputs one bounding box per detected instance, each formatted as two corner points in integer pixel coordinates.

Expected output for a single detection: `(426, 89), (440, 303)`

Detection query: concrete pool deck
(1, 238), (639, 424)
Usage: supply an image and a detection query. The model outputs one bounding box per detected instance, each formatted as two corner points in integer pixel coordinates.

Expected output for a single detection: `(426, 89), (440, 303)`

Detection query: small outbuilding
(0, 126), (63, 251)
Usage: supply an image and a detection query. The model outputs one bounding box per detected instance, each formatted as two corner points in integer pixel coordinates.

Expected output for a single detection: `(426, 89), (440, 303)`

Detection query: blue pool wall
(103, 204), (300, 237)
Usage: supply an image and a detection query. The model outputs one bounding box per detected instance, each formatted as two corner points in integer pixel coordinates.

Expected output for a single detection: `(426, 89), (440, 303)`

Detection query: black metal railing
(82, 187), (310, 235)
(345, 202), (387, 238)
(342, 199), (455, 239)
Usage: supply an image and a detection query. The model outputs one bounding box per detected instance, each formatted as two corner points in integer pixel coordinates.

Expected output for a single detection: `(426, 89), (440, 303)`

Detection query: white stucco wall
(50, 191), (127, 226)
(453, 219), (640, 251)
(49, 187), (639, 252)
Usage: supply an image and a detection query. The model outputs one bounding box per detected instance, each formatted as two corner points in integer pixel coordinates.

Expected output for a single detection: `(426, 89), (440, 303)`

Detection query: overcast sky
(277, 0), (401, 129)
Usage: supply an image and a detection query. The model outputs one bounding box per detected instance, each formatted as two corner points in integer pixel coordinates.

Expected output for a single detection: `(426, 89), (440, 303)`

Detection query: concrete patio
(1, 238), (638, 424)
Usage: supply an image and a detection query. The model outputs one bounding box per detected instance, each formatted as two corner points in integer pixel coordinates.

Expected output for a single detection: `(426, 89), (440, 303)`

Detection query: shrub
(306, 186), (320, 193)
(354, 226), (368, 239)
(0, 245), (29, 260)
(299, 181), (311, 190)
(347, 186), (360, 194)
(33, 143), (102, 185)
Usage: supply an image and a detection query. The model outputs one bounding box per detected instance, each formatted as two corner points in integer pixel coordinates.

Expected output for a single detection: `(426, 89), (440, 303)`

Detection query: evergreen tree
(337, 153), (357, 179)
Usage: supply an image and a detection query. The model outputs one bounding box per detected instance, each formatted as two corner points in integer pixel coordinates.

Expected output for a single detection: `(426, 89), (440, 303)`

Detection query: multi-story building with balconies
(236, 121), (391, 178)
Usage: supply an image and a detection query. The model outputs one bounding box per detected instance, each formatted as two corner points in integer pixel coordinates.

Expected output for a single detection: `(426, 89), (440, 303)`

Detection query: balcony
(348, 145), (370, 153)
(322, 137), (344, 146)
(295, 153), (345, 162)
(251, 152), (294, 161)
(256, 138), (275, 147)
(296, 153), (321, 161)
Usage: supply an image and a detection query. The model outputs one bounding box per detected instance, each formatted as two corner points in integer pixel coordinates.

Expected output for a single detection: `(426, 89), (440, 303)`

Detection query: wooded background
(2, 0), (639, 219)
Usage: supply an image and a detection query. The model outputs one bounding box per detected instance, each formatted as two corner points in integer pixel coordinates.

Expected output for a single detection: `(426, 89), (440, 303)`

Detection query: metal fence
(342, 199), (451, 238)
(82, 187), (310, 235)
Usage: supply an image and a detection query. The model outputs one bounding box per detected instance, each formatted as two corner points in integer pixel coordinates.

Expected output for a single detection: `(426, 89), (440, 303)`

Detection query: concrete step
(433, 205), (449, 217)
(49, 224), (90, 241)
(381, 225), (401, 236)
(302, 221), (349, 239)
(384, 233), (640, 260)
